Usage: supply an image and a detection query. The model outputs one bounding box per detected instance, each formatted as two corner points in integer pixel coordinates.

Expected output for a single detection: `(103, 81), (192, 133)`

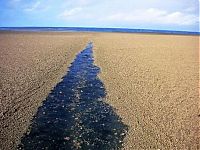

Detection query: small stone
(121, 132), (125, 136)
(64, 137), (70, 141)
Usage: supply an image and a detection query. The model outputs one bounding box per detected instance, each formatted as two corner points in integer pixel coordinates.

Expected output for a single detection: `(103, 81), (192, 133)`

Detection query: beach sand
(92, 33), (199, 149)
(0, 31), (92, 149)
(0, 32), (199, 149)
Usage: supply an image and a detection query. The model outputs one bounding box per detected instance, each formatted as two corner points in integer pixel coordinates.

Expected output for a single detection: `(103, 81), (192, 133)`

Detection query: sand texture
(92, 33), (199, 149)
(0, 32), (91, 150)
(0, 32), (199, 149)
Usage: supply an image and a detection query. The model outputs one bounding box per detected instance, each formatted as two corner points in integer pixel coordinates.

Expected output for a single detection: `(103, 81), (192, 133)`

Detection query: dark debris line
(18, 42), (128, 150)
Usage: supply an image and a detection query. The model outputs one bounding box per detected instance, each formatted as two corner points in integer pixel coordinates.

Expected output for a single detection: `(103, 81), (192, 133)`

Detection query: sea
(0, 27), (199, 35)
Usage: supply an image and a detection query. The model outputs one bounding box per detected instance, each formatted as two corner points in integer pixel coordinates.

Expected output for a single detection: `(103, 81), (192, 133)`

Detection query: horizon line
(0, 26), (199, 34)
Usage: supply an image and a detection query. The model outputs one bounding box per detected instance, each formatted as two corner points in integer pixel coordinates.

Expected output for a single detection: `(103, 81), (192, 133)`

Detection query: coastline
(0, 27), (199, 35)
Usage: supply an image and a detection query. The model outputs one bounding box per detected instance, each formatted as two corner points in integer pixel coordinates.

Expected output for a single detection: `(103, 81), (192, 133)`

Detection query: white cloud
(3, 0), (198, 31)
(24, 1), (41, 12)
(103, 8), (198, 26)
(58, 7), (83, 18)
(23, 1), (50, 13)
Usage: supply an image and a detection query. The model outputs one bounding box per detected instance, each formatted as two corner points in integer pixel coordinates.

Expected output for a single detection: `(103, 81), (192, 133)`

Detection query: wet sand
(0, 31), (92, 149)
(18, 43), (127, 149)
(92, 33), (199, 149)
(0, 32), (199, 149)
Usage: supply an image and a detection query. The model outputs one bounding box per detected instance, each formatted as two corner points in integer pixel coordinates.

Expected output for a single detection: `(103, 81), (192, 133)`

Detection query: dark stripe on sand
(18, 42), (128, 150)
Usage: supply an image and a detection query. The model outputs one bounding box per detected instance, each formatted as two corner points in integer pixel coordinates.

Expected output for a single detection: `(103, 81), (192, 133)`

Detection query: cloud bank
(102, 8), (198, 26)
(0, 0), (199, 31)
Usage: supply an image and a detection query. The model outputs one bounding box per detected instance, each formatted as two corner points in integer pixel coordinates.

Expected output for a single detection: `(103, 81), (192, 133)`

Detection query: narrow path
(18, 42), (128, 150)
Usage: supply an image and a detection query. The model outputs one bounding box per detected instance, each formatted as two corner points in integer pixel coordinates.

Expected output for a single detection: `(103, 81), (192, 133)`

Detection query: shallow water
(18, 42), (128, 150)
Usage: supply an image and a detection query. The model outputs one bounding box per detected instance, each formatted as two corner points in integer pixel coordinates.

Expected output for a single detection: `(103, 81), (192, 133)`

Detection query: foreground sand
(0, 32), (199, 149)
(0, 32), (92, 149)
(92, 33), (199, 149)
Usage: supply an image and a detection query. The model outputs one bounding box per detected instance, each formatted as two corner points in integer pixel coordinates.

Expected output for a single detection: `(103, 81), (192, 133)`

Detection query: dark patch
(18, 42), (128, 150)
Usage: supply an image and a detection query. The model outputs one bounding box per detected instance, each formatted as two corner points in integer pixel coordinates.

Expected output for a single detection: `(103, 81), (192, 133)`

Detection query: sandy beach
(93, 33), (199, 149)
(0, 31), (199, 149)
(0, 31), (92, 149)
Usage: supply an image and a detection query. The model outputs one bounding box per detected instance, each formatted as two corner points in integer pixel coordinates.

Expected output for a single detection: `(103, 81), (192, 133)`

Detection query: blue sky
(0, 0), (199, 31)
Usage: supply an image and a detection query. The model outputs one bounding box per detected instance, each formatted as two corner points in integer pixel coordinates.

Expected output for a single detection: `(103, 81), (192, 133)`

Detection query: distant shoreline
(0, 27), (199, 35)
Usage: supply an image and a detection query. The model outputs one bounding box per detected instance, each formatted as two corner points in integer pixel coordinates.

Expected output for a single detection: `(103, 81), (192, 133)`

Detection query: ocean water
(0, 27), (199, 35)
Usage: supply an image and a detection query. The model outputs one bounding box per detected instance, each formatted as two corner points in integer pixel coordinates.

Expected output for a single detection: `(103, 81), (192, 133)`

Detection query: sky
(0, 0), (199, 31)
